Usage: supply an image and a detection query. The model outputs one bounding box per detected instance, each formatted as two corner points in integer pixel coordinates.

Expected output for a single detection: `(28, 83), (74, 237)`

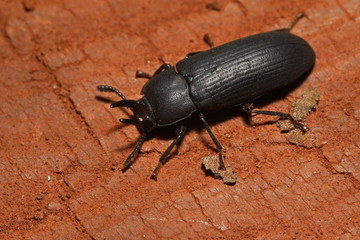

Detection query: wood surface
(1, 0), (360, 239)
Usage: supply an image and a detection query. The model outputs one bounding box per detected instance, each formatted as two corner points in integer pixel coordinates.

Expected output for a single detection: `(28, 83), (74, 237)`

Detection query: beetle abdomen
(176, 31), (315, 111)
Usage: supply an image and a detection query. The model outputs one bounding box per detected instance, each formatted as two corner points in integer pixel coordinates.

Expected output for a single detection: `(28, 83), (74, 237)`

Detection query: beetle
(97, 13), (315, 179)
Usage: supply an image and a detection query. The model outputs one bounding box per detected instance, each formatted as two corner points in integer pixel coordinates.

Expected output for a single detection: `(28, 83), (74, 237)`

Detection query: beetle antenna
(111, 100), (139, 110)
(121, 132), (147, 171)
(97, 85), (126, 100)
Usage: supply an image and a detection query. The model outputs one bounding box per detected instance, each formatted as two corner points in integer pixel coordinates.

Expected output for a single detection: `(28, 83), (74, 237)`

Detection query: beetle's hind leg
(185, 34), (215, 58)
(136, 63), (172, 79)
(199, 113), (225, 169)
(278, 12), (305, 32)
(242, 103), (309, 132)
(151, 125), (187, 180)
(203, 33), (214, 48)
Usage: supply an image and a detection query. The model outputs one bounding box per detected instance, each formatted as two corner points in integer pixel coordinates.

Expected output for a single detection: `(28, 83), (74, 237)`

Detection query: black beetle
(97, 13), (315, 179)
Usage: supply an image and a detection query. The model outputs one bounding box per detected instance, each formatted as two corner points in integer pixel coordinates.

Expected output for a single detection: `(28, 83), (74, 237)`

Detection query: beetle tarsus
(242, 103), (309, 132)
(199, 113), (226, 170)
(150, 125), (187, 180)
(218, 148), (226, 169)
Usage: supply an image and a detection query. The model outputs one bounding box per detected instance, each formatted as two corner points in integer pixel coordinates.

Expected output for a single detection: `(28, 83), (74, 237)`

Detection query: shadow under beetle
(97, 13), (315, 179)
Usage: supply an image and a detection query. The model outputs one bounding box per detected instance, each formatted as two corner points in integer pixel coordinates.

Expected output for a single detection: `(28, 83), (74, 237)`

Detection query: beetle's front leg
(242, 103), (309, 132)
(122, 132), (147, 171)
(199, 113), (225, 169)
(151, 125), (187, 180)
(136, 63), (172, 79)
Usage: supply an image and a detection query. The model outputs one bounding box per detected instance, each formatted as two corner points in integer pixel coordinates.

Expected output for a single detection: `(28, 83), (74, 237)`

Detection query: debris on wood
(291, 88), (319, 121)
(288, 128), (316, 148)
(202, 153), (237, 185)
(276, 119), (295, 132)
(277, 88), (319, 147)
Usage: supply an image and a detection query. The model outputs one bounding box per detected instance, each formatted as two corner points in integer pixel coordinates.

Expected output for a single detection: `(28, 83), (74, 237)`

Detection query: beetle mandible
(97, 13), (315, 179)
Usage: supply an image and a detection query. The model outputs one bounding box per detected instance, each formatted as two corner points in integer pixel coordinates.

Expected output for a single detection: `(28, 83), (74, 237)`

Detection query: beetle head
(111, 97), (156, 132)
(97, 85), (156, 170)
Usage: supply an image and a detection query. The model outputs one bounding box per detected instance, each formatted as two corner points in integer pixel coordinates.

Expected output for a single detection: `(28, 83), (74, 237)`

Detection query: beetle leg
(152, 63), (172, 76)
(135, 71), (152, 79)
(277, 12), (304, 32)
(121, 132), (147, 171)
(203, 33), (214, 48)
(242, 103), (309, 132)
(186, 51), (203, 58)
(136, 63), (172, 79)
(199, 113), (225, 169)
(186, 35), (214, 58)
(151, 125), (187, 180)
(185, 34), (214, 58)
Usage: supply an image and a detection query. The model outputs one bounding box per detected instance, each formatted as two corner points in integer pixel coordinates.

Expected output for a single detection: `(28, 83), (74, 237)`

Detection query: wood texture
(1, 0), (359, 239)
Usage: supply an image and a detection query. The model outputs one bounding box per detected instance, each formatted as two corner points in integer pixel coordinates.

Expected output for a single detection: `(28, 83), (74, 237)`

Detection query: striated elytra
(97, 13), (315, 180)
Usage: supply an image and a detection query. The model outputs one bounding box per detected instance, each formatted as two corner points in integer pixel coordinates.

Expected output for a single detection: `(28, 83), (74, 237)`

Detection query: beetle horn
(110, 100), (139, 110)
(120, 118), (142, 126)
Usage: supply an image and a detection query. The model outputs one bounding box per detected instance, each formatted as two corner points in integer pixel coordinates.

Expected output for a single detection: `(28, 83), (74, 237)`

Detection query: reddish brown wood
(1, 0), (359, 239)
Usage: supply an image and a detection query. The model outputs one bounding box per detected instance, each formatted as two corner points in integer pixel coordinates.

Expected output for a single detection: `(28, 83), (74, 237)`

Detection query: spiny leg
(278, 12), (304, 32)
(136, 63), (172, 79)
(151, 125), (187, 180)
(121, 132), (147, 171)
(242, 103), (309, 132)
(97, 85), (126, 100)
(199, 113), (225, 169)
